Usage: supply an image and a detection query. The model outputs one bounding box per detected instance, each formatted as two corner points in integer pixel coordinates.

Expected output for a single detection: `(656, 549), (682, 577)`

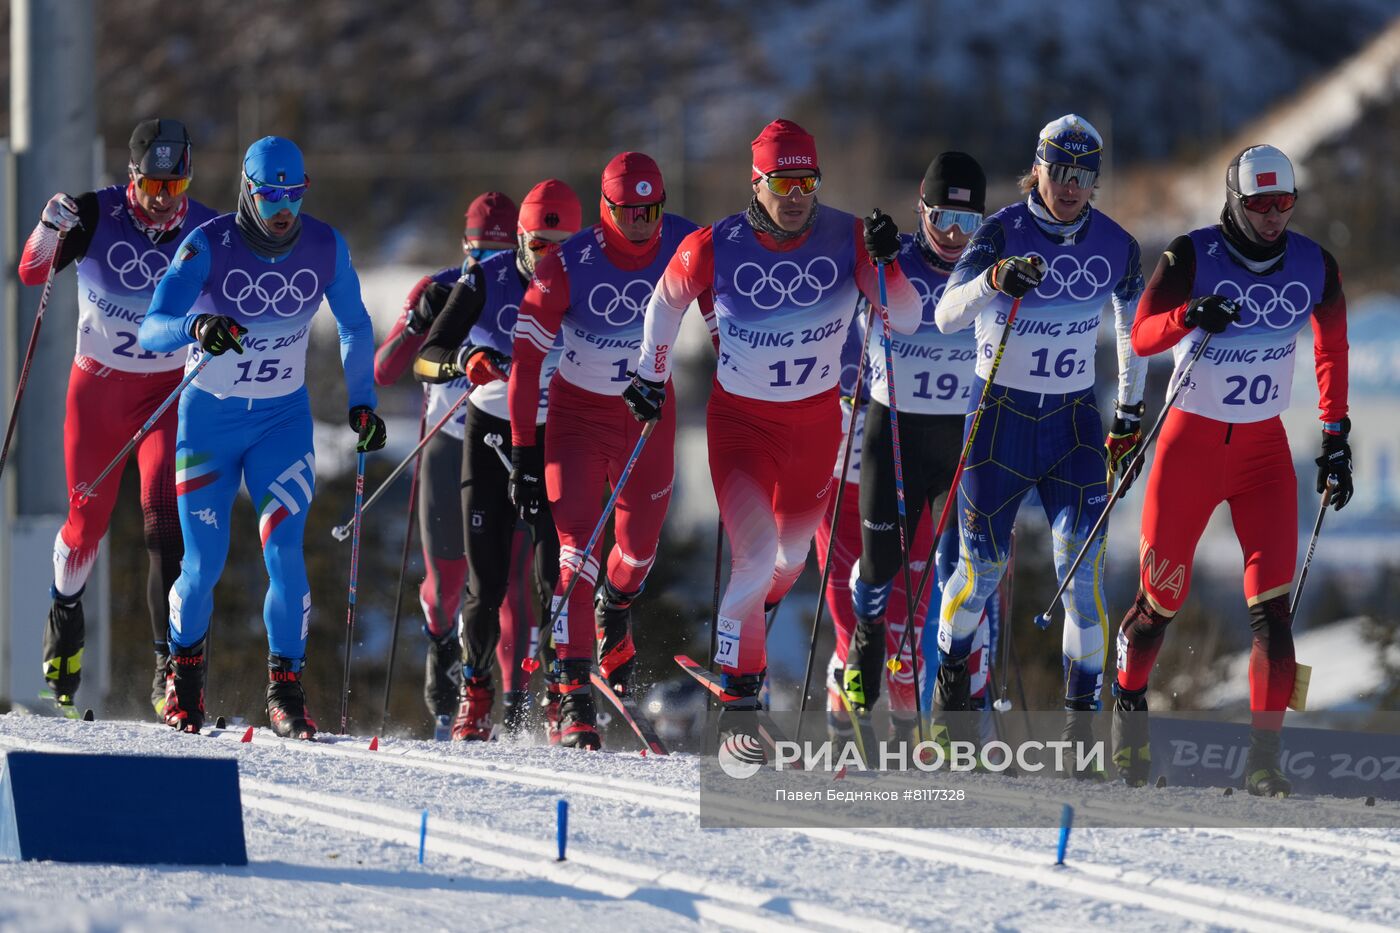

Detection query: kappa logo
(577, 245), (595, 266)
(221, 267), (320, 317)
(732, 256), (840, 310)
(106, 241), (170, 291)
(587, 279), (654, 327)
(1030, 252), (1113, 301)
(191, 508), (218, 528)
(1213, 278), (1312, 330)
(726, 224), (744, 242)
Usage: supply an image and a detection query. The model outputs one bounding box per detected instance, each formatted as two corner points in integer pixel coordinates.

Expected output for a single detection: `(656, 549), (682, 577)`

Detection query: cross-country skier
(1111, 145), (1350, 796)
(812, 320), (935, 742)
(631, 119), (920, 734)
(139, 136), (384, 737)
(373, 191), (539, 731)
(17, 119), (218, 717)
(841, 152), (992, 742)
(508, 155), (701, 749)
(417, 180), (583, 741)
(931, 115), (1147, 753)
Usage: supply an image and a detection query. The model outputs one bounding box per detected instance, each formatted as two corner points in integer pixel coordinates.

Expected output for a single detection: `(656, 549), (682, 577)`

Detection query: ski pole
(904, 291), (1026, 630)
(543, 420), (656, 646)
(871, 264), (926, 740)
(1290, 482), (1333, 618)
(71, 351), (222, 505)
(1032, 333), (1215, 629)
(798, 301), (876, 720)
(1, 231), (67, 483)
(708, 518), (724, 712)
(331, 387), (470, 541)
(484, 432), (513, 471)
(379, 397), (428, 733)
(992, 527), (1017, 713)
(339, 433), (369, 735)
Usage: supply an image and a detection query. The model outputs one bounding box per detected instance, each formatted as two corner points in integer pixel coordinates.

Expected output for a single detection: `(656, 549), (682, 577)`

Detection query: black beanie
(129, 119), (192, 177)
(920, 151), (986, 213)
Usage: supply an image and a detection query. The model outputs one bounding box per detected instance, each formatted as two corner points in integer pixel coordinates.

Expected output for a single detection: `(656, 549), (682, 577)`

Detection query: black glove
(348, 405), (387, 453)
(407, 281), (453, 335)
(986, 256), (1044, 299)
(510, 445), (546, 524)
(1315, 419), (1353, 512)
(190, 315), (245, 355)
(1183, 294), (1241, 334)
(1105, 402), (1144, 493)
(862, 208), (900, 265)
(622, 372), (666, 423)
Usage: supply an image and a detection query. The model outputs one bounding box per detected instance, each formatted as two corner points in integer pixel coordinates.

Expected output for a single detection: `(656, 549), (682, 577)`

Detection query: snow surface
(1, 714), (1398, 932)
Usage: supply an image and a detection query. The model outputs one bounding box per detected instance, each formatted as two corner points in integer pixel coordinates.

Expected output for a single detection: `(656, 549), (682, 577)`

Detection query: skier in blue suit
(140, 136), (385, 738)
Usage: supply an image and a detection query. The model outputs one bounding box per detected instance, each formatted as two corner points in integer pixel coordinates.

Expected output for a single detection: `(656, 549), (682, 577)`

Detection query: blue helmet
(1035, 114), (1103, 173)
(242, 136), (306, 187)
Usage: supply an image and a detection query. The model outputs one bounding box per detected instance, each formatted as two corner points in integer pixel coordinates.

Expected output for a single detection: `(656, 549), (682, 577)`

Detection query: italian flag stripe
(175, 471), (218, 497)
(259, 498), (288, 547)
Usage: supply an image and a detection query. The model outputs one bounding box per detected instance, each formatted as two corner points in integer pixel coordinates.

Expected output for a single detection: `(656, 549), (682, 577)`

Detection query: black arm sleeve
(415, 271), (487, 382)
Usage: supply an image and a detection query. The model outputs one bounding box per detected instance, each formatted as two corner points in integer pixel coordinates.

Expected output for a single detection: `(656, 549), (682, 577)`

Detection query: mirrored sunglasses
(134, 175), (191, 197)
(604, 200), (664, 224)
(1238, 191), (1297, 214)
(1040, 161), (1098, 189)
(920, 202), (982, 234)
(757, 172), (821, 198)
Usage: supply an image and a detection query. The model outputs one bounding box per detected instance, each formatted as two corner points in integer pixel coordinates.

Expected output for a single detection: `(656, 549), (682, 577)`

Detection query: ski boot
(151, 643), (171, 719)
(842, 618), (886, 759)
(423, 627), (463, 719)
(451, 673), (494, 741)
(549, 658), (601, 750)
(928, 656), (971, 752)
(595, 580), (639, 696)
(501, 689), (530, 737)
(1111, 683), (1151, 787)
(266, 656), (317, 740)
(1062, 703), (1106, 781)
(1245, 728), (1292, 797)
(41, 585), (85, 716)
(717, 671), (766, 749)
(163, 641), (207, 734)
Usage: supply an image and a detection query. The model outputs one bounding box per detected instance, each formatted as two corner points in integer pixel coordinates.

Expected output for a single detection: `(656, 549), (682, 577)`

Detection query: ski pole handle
(484, 432), (514, 472)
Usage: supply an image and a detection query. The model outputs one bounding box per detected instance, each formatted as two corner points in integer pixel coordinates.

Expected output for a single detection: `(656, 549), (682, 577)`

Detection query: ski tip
(1222, 787), (1234, 797)
(1155, 775), (1167, 789)
(639, 748), (647, 758)
(240, 726), (255, 743)
(1365, 795), (1376, 807)
(368, 736), (379, 751)
(81, 708), (94, 722)
(215, 715), (227, 729)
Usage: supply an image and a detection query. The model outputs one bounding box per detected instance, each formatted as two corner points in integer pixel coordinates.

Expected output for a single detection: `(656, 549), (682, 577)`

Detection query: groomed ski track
(0, 714), (1396, 931)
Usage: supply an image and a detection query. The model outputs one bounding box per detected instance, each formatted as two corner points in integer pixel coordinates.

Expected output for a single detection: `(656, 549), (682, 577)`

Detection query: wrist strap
(1116, 401), (1145, 419)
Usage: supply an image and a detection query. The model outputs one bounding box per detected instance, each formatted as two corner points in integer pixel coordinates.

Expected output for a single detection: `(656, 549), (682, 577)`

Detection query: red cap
(601, 152), (665, 206)
(518, 179), (582, 235)
(464, 192), (518, 247)
(751, 119), (819, 180)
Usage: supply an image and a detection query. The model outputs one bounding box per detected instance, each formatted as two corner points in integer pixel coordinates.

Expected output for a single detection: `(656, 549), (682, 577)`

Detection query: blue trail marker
(418, 808), (428, 864)
(557, 799), (569, 861)
(1055, 803), (1074, 865)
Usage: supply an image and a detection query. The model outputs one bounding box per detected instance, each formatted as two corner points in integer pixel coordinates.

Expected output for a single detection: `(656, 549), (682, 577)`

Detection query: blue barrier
(0, 751), (247, 864)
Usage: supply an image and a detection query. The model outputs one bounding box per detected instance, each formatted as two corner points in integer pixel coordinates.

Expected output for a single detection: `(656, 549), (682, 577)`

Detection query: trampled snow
(1, 713), (1397, 932)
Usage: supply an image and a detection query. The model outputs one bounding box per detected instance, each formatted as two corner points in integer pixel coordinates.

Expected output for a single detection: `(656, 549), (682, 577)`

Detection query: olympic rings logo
(908, 275), (947, 328)
(1212, 279), (1312, 330)
(220, 268), (321, 318)
(587, 279), (655, 327)
(1030, 252), (1113, 301)
(105, 241), (170, 291)
(732, 256), (840, 311)
(494, 303), (520, 338)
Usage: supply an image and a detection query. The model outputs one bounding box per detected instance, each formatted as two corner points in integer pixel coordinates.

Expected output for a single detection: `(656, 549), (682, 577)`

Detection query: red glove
(458, 346), (510, 386)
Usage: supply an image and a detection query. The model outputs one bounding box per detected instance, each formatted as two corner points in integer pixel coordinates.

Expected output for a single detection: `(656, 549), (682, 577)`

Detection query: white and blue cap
(1035, 114), (1103, 173)
(242, 136), (306, 187)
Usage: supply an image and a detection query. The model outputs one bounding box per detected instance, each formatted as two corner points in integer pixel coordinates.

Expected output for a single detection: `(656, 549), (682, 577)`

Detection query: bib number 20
(1223, 374), (1279, 406)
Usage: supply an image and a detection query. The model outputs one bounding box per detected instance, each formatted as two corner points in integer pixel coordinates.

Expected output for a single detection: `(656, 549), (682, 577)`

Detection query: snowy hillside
(2, 714), (1398, 931)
